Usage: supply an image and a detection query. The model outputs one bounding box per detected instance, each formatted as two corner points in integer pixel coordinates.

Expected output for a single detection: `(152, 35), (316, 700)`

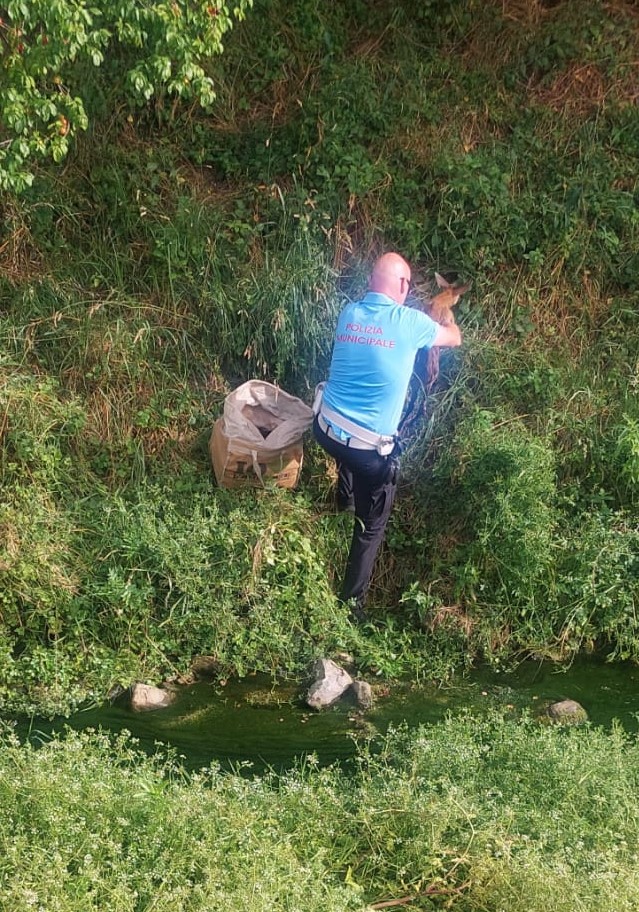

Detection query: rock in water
(130, 683), (174, 712)
(546, 699), (588, 725)
(306, 659), (353, 710)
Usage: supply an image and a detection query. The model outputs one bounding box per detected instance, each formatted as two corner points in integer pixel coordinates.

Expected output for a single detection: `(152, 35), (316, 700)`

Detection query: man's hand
(432, 323), (462, 348)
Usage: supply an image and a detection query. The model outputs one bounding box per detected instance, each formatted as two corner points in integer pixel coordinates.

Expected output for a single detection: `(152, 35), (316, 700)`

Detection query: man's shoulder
(337, 294), (437, 336)
(397, 305), (439, 347)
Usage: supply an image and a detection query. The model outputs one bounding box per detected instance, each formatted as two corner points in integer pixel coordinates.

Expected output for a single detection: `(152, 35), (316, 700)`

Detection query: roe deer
(398, 272), (470, 446)
(420, 272), (470, 389)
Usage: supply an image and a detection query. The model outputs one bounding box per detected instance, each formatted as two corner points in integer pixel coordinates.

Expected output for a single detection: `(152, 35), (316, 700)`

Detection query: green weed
(4, 716), (639, 910)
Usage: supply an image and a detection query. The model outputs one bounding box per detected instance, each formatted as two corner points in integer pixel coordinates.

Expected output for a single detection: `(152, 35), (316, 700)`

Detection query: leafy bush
(613, 415), (639, 506)
(0, 0), (253, 190)
(437, 409), (558, 616)
(558, 510), (639, 659)
(0, 470), (359, 712)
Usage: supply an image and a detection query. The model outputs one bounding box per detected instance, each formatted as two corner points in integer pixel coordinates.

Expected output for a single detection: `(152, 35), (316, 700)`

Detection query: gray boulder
(130, 683), (175, 712)
(306, 659), (353, 710)
(546, 699), (588, 725)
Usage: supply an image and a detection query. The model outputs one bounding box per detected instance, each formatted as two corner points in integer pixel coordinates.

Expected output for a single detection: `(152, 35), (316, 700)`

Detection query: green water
(17, 657), (639, 772)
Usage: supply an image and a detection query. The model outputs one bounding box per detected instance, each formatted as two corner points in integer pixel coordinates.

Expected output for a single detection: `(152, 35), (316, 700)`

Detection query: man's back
(323, 291), (438, 437)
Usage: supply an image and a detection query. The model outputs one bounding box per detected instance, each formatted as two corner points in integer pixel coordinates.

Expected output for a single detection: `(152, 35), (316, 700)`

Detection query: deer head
(424, 272), (471, 326)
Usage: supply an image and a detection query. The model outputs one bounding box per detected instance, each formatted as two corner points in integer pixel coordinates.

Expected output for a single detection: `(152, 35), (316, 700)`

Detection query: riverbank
(1, 0), (638, 715)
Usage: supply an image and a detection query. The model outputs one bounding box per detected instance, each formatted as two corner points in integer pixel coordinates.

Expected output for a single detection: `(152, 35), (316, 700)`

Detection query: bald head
(369, 252), (412, 304)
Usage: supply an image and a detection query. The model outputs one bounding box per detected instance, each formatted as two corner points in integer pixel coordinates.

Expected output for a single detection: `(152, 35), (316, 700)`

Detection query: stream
(14, 656), (639, 773)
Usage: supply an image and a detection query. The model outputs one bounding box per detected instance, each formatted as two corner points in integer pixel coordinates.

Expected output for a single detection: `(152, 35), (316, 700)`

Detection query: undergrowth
(1, 0), (638, 710)
(3, 715), (639, 910)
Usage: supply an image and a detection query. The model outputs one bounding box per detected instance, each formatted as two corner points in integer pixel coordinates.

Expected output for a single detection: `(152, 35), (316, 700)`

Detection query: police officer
(313, 252), (462, 619)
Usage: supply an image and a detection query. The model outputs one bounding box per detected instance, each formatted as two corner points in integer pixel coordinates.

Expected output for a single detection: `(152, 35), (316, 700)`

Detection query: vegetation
(4, 715), (639, 911)
(2, 4), (639, 910)
(0, 0), (253, 191)
(1, 0), (639, 714)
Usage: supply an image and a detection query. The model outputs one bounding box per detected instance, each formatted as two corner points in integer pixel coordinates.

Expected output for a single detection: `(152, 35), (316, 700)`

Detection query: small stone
(130, 683), (174, 712)
(350, 680), (374, 710)
(546, 699), (588, 725)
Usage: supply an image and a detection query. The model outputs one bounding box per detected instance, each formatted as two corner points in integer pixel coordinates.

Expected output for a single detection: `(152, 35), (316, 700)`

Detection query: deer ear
(434, 272), (450, 289)
(449, 283), (472, 307)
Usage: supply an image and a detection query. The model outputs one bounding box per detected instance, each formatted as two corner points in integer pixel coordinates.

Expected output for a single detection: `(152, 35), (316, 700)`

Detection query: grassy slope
(0, 0), (638, 712)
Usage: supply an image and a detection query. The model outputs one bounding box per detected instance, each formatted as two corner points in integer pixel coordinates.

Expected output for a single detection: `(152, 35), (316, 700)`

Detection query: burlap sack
(210, 380), (313, 489)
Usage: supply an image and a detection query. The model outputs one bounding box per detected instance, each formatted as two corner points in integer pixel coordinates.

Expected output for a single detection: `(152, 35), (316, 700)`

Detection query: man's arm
(432, 323), (462, 347)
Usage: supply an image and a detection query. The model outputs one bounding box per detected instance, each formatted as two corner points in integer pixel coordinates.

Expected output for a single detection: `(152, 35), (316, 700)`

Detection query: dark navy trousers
(313, 417), (399, 608)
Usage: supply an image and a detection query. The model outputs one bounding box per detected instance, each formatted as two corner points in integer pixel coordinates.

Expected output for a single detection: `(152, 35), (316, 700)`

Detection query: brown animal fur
(420, 272), (470, 389)
(398, 272), (470, 446)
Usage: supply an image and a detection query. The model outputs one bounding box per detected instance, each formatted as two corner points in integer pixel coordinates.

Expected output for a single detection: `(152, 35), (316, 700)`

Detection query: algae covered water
(17, 657), (639, 773)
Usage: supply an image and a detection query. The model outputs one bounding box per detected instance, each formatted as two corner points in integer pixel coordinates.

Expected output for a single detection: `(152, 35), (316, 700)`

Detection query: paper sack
(210, 380), (313, 489)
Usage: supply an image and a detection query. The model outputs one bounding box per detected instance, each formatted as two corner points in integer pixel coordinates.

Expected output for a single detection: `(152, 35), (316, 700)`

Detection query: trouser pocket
(385, 455), (400, 486)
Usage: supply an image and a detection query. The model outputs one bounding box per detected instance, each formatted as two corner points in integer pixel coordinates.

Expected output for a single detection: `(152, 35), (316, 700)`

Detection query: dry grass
(0, 203), (45, 284)
(426, 602), (476, 638)
(529, 61), (639, 114)
(522, 271), (618, 361)
(206, 48), (322, 136)
(499, 0), (555, 27)
(475, 265), (614, 360)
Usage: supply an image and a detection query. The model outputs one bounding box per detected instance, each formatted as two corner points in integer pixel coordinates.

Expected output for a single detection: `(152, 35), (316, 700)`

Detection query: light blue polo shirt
(322, 291), (439, 437)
